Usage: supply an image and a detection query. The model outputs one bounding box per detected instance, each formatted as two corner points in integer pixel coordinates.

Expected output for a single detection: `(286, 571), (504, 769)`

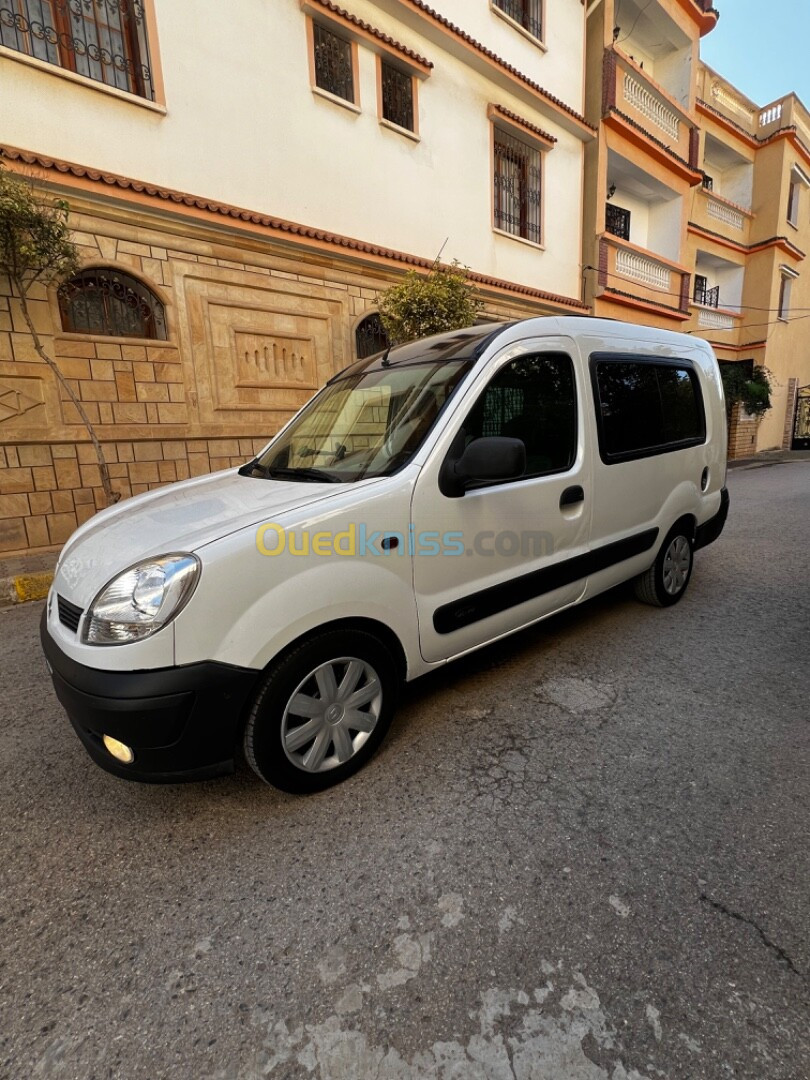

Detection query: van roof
(337, 317), (712, 378)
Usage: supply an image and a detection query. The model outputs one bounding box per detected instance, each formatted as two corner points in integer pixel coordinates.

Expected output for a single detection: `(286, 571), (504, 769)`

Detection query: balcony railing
(698, 309), (735, 330)
(599, 235), (690, 315)
(605, 203), (631, 241)
(605, 50), (695, 167)
(694, 282), (720, 307)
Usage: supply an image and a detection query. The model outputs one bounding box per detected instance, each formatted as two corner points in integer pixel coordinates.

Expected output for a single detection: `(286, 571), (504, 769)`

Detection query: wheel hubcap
(282, 657), (383, 773)
(662, 536), (691, 595)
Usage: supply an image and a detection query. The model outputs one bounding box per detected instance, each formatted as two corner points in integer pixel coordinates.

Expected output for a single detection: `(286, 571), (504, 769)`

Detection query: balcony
(604, 50), (698, 177)
(607, 1), (694, 109)
(598, 233), (690, 317)
(688, 252), (745, 337)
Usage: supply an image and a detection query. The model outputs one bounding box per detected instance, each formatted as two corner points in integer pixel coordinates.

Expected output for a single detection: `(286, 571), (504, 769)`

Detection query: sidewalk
(0, 550), (58, 608)
(726, 449), (810, 470)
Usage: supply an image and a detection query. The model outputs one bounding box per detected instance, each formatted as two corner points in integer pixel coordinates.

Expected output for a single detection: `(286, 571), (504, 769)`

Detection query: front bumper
(41, 611), (260, 783)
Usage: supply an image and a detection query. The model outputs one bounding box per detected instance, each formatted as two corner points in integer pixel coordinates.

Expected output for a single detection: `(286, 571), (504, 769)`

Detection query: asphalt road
(1, 463), (808, 1080)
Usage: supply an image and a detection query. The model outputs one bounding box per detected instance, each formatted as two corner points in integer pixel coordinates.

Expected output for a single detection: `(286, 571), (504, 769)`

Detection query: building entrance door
(792, 386), (810, 450)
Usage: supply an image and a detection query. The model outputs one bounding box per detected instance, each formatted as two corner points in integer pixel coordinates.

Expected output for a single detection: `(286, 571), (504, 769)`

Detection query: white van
(42, 317), (729, 792)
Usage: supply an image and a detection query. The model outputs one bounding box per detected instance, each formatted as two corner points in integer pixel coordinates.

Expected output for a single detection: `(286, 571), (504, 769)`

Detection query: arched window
(58, 269), (167, 340)
(355, 313), (389, 359)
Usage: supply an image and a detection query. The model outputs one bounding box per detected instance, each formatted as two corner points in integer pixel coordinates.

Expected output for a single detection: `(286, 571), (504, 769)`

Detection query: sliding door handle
(560, 485), (585, 509)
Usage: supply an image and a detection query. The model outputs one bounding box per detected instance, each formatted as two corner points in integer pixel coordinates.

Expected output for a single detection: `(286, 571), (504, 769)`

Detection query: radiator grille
(57, 595), (83, 634)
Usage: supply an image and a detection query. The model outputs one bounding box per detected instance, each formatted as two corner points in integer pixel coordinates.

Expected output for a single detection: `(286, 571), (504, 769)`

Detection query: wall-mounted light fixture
(607, 183), (617, 200)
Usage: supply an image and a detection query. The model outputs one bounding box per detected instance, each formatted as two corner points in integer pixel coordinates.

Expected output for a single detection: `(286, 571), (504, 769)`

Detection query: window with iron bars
(605, 203), (631, 241)
(0, 0), (155, 100)
(380, 59), (414, 132)
(312, 22), (354, 103)
(494, 128), (542, 245)
(58, 269), (167, 340)
(693, 275), (720, 307)
(492, 0), (543, 41)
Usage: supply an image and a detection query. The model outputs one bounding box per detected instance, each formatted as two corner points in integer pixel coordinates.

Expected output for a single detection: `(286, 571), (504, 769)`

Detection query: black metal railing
(58, 269), (167, 340)
(605, 203), (631, 241)
(702, 173), (714, 191)
(493, 0), (543, 40)
(694, 277), (720, 307)
(313, 21), (354, 102)
(381, 60), (414, 132)
(0, 0), (154, 99)
(494, 129), (542, 244)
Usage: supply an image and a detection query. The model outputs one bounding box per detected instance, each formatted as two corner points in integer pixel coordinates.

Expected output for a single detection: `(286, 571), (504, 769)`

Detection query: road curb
(1, 571), (53, 608)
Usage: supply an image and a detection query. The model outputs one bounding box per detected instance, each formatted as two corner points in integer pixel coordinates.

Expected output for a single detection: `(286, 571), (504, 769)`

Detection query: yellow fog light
(102, 735), (135, 764)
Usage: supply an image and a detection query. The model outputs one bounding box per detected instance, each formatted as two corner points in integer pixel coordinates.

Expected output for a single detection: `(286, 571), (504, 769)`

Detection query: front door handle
(560, 485), (584, 509)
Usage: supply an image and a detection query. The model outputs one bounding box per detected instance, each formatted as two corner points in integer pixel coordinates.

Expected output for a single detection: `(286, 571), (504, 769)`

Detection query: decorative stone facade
(0, 184), (564, 557)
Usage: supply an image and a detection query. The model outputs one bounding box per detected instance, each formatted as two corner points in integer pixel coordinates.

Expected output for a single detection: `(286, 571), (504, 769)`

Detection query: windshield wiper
(239, 461), (341, 483)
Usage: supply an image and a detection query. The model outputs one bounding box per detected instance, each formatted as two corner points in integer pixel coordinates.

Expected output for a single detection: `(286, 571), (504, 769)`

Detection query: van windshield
(245, 358), (473, 483)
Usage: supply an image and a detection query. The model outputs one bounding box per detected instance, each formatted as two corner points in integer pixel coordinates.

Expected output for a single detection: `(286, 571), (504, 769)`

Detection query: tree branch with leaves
(0, 164), (118, 505)
(377, 259), (482, 345)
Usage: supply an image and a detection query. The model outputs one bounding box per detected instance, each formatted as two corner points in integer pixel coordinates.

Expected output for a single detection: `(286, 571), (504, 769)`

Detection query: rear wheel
(634, 525), (694, 607)
(244, 629), (398, 793)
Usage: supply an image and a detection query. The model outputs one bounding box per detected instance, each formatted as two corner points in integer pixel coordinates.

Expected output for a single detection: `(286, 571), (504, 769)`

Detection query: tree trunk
(16, 286), (119, 507)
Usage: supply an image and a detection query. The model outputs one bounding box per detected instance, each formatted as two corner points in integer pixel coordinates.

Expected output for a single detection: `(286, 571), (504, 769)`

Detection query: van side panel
(579, 336), (725, 602)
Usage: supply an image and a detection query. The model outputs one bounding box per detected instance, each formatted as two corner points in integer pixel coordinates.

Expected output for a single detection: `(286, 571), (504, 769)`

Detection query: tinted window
(464, 353), (577, 477)
(593, 359), (705, 461)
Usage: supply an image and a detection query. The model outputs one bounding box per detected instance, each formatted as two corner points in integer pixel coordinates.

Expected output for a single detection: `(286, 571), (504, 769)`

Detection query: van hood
(55, 469), (363, 604)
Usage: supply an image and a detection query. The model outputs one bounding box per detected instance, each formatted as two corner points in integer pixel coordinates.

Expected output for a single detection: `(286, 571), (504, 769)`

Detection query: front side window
(494, 128), (542, 244)
(0, 0), (155, 99)
(380, 59), (414, 132)
(493, 0), (543, 41)
(592, 358), (705, 462)
(462, 353), (577, 478)
(58, 269), (167, 339)
(312, 22), (355, 103)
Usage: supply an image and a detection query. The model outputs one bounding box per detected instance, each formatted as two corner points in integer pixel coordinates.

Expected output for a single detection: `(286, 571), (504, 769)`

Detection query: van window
(463, 353), (577, 477)
(591, 357), (706, 462)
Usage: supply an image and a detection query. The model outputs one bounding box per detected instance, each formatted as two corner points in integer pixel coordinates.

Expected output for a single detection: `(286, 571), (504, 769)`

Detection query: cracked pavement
(0, 462), (808, 1079)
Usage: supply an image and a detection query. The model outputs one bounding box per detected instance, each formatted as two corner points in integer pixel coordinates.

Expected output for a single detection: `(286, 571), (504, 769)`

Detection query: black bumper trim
(41, 611), (260, 783)
(695, 487), (730, 551)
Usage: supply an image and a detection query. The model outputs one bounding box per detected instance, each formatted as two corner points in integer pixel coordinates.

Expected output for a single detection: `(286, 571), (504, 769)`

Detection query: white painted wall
(0, 0), (588, 301)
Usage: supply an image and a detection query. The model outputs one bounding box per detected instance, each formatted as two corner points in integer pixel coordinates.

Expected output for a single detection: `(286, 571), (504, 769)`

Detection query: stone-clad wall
(0, 189), (539, 557)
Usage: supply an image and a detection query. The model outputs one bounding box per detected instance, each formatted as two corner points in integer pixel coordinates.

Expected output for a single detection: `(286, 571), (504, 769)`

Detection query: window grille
(494, 128), (542, 244)
(492, 0), (543, 40)
(380, 59), (414, 131)
(605, 203), (631, 241)
(355, 314), (389, 359)
(0, 0), (155, 99)
(313, 22), (354, 102)
(58, 269), (167, 340)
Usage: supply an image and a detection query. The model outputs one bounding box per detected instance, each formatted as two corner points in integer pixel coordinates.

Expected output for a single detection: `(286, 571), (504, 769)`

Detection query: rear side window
(591, 356), (706, 462)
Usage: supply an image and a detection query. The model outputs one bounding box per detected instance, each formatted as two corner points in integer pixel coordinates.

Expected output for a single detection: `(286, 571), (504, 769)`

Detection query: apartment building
(582, 0), (718, 328)
(0, 0), (593, 556)
(582, 0), (809, 457)
(688, 65), (810, 456)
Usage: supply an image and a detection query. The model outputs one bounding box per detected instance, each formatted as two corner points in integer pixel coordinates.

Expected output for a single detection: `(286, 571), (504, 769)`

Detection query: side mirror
(439, 436), (526, 498)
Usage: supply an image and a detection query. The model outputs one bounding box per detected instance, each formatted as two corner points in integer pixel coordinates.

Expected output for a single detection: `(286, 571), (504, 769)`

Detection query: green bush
(378, 260), (481, 345)
(720, 363), (772, 420)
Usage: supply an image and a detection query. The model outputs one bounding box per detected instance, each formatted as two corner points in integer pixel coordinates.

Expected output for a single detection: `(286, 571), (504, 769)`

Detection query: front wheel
(634, 526), (694, 607)
(244, 629), (398, 793)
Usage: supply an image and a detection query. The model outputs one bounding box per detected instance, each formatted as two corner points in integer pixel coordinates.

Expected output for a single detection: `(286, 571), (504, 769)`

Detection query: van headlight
(82, 554), (200, 645)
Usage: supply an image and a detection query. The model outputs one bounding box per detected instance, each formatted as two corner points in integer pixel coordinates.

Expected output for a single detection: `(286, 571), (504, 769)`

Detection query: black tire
(634, 523), (694, 608)
(244, 629), (398, 793)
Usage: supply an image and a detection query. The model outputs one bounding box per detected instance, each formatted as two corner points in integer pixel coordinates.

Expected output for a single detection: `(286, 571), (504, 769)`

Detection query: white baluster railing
(615, 249), (670, 290)
(624, 74), (680, 141)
